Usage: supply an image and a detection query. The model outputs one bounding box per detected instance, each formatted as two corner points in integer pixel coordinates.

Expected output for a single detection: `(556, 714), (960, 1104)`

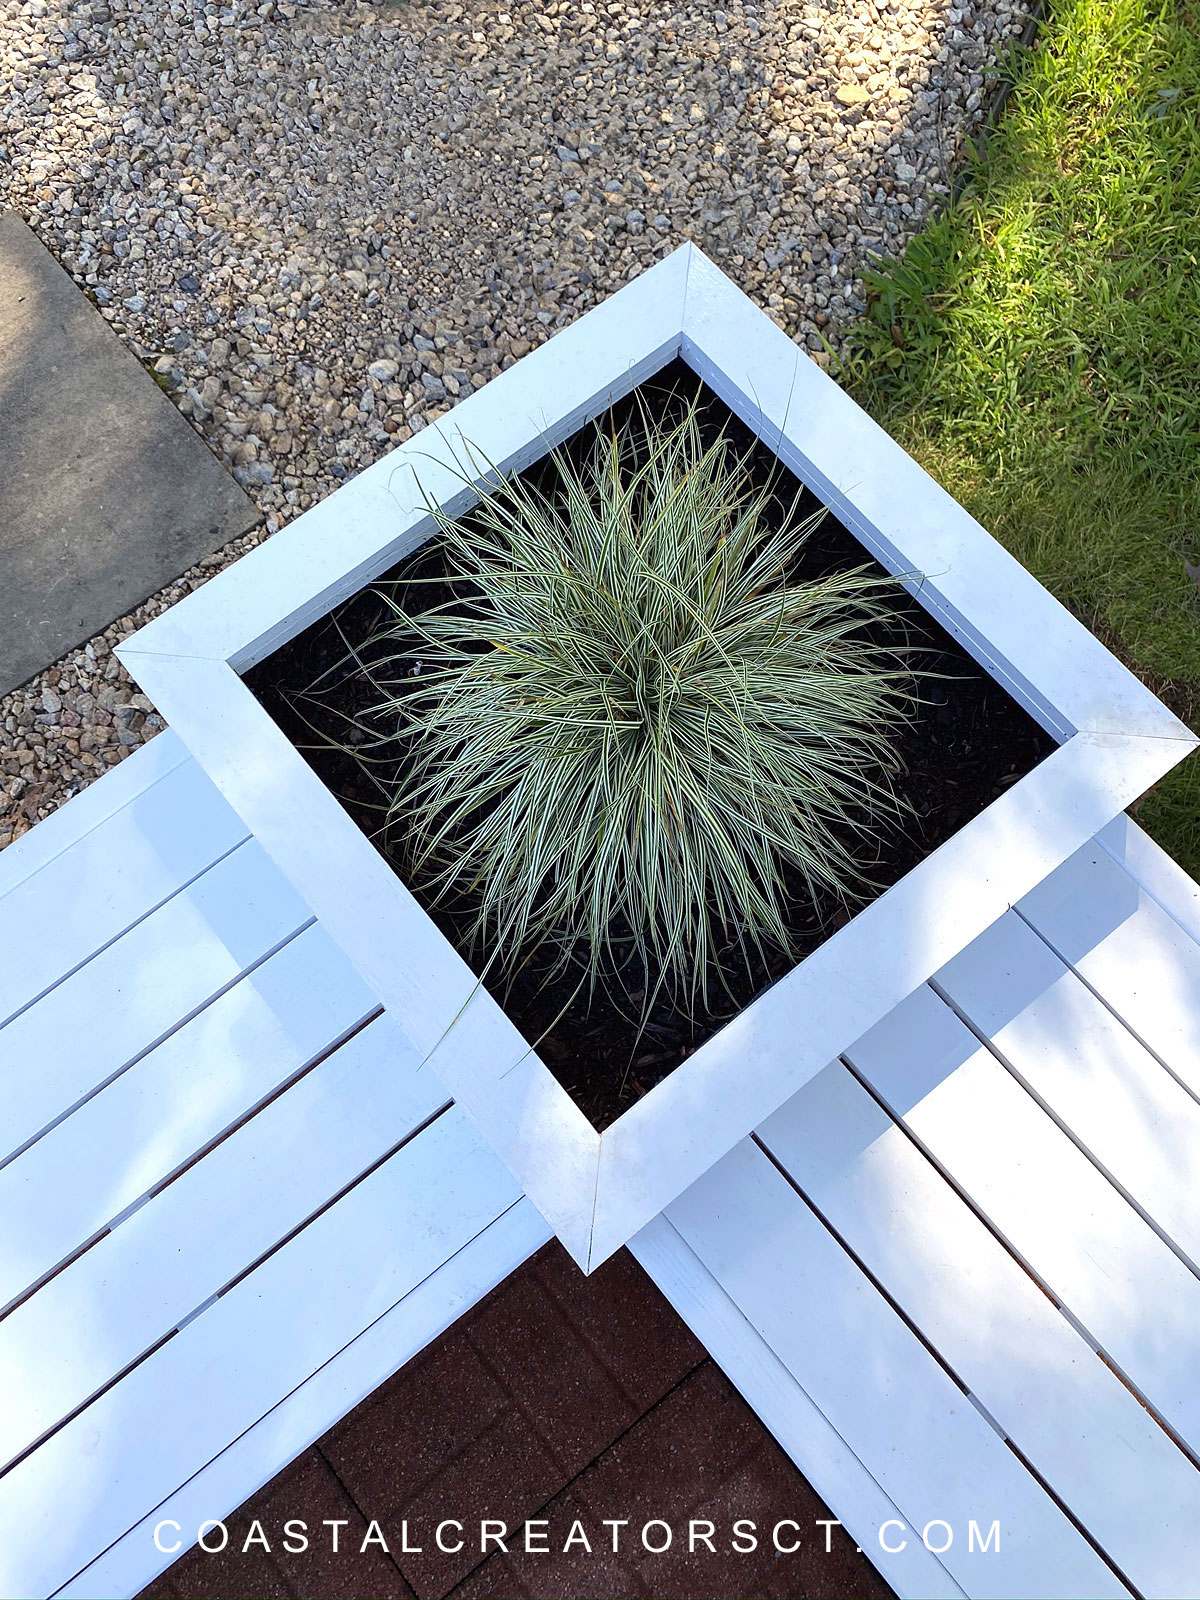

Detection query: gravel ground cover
(0, 0), (1029, 849)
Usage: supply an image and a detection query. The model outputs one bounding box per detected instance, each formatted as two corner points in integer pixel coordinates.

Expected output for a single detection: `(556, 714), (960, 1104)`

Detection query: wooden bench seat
(5, 726), (1200, 1600)
(0, 735), (550, 1599)
(634, 815), (1200, 1599)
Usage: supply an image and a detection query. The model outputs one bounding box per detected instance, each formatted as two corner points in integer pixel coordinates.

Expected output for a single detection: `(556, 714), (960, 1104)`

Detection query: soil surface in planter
(246, 362), (1055, 1129)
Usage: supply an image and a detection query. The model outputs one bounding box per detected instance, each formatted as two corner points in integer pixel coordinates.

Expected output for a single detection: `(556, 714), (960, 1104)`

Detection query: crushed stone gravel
(0, 0), (1029, 849)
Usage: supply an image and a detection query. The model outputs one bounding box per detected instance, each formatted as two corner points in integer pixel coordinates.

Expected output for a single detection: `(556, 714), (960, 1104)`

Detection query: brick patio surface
(144, 1244), (892, 1600)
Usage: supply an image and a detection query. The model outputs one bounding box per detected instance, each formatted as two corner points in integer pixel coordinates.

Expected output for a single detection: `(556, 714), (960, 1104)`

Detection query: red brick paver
(144, 1244), (891, 1600)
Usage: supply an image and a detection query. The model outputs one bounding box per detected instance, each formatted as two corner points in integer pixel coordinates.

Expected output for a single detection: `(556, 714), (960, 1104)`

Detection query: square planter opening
(243, 358), (1055, 1132)
(117, 245), (1196, 1270)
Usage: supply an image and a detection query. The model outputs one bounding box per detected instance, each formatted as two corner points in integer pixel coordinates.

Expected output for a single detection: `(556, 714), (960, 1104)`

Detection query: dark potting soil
(245, 361), (1056, 1130)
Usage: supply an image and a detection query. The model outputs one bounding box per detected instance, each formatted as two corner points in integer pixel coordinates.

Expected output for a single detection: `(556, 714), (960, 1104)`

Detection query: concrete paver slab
(0, 212), (258, 696)
(145, 1244), (890, 1600)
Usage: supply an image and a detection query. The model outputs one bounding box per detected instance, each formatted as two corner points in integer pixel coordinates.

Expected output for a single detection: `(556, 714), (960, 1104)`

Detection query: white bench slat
(665, 1139), (1127, 1599)
(55, 1197), (552, 1600)
(0, 1107), (521, 1600)
(0, 840), (313, 1166)
(759, 1060), (1200, 1598)
(631, 1214), (967, 1600)
(1098, 814), (1200, 946)
(0, 1013), (447, 1471)
(1017, 840), (1200, 1095)
(936, 910), (1200, 1272)
(0, 733), (187, 898)
(0, 924), (378, 1313)
(0, 757), (249, 1028)
(846, 987), (1200, 1455)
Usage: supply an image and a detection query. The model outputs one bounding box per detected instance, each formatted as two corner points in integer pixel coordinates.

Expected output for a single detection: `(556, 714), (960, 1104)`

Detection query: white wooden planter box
(119, 246), (1197, 1271)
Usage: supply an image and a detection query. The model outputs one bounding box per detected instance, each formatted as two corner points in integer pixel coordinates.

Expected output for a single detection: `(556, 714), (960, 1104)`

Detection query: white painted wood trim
(662, 1140), (1127, 1597)
(0, 731), (188, 897)
(0, 757), (250, 1031)
(121, 248), (693, 672)
(0, 1109), (524, 1600)
(681, 249), (1191, 747)
(759, 1056), (1200, 1597)
(630, 1214), (967, 1600)
(123, 632), (1184, 1271)
(108, 649), (603, 1266)
(1097, 813), (1200, 946)
(590, 732), (1179, 1263)
(0, 840), (313, 1167)
(53, 1199), (551, 1600)
(0, 1017), (448, 1472)
(117, 244), (1198, 1270)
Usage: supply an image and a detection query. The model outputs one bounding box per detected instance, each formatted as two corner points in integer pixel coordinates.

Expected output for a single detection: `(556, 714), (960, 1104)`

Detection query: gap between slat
(0, 1094), (453, 1483)
(928, 972), (1200, 1284)
(0, 907), (319, 1177)
(45, 1192), (532, 1600)
(0, 740), (190, 908)
(841, 1021), (1200, 1483)
(0, 1005), (385, 1326)
(1010, 902), (1200, 1117)
(749, 1126), (1138, 1599)
(0, 832), (252, 1033)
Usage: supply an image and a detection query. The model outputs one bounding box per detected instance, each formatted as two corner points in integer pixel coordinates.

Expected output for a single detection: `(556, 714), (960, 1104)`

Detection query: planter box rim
(118, 244), (1197, 1270)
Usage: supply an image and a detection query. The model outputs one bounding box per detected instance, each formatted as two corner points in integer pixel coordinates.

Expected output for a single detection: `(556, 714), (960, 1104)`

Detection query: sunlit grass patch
(848, 0), (1200, 869)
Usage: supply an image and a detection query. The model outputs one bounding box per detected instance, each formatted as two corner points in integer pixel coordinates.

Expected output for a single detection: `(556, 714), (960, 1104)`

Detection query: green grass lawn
(848, 0), (1200, 873)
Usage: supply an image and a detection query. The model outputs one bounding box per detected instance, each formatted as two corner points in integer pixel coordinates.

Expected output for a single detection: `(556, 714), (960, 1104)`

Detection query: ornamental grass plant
(344, 400), (921, 1012)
